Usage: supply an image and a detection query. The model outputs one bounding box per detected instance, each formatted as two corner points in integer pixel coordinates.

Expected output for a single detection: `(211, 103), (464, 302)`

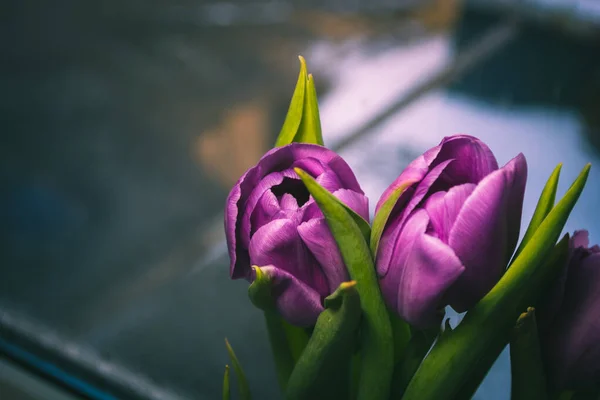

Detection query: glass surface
(1, 2), (599, 399)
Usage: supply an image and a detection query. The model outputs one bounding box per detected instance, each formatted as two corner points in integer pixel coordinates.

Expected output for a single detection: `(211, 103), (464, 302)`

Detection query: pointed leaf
(370, 179), (417, 255)
(275, 56), (308, 147)
(223, 365), (231, 400)
(512, 163), (562, 262)
(295, 167), (393, 400)
(224, 338), (252, 400)
(510, 307), (548, 400)
(294, 73), (324, 146)
(403, 163), (590, 400)
(285, 281), (361, 400)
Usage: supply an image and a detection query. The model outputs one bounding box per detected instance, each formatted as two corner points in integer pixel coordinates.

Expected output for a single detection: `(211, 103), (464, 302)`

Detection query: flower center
(272, 177), (310, 206)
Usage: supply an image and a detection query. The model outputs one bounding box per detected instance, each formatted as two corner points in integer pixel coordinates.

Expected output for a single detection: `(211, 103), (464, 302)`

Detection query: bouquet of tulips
(221, 57), (598, 400)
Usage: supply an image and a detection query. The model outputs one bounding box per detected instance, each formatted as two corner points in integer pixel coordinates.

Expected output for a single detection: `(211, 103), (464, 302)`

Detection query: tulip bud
(225, 143), (368, 327)
(538, 230), (600, 391)
(375, 135), (527, 328)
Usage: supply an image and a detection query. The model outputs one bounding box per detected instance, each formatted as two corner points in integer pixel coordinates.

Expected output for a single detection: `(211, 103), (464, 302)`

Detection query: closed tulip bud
(225, 143), (368, 327)
(376, 135), (527, 328)
(538, 230), (600, 390)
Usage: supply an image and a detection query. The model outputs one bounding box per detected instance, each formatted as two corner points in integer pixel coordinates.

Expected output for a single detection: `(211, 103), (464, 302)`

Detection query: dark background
(1, 1), (599, 399)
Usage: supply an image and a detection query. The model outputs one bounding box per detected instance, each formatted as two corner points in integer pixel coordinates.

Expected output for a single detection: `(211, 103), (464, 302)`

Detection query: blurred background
(1, 0), (599, 399)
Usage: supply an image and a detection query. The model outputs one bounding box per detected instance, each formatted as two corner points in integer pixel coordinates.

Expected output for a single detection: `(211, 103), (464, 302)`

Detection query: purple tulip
(376, 135), (527, 328)
(225, 143), (368, 327)
(538, 230), (600, 390)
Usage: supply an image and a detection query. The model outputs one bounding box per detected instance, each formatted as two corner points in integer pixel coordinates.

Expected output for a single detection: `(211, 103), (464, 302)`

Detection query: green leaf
(224, 338), (252, 400)
(294, 73), (324, 146)
(275, 56), (307, 147)
(402, 163), (590, 400)
(223, 365), (230, 400)
(248, 265), (274, 311)
(285, 281), (361, 400)
(248, 266), (296, 393)
(370, 179), (417, 256)
(512, 163), (562, 262)
(510, 307), (548, 400)
(295, 168), (393, 400)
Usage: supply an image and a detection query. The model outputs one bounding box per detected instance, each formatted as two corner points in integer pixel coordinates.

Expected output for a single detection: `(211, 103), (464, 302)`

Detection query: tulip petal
(292, 157), (326, 177)
(260, 265), (325, 327)
(380, 210), (464, 328)
(423, 183), (476, 243)
(315, 171), (343, 193)
(248, 219), (329, 296)
(375, 156), (429, 214)
(572, 230), (591, 249)
(332, 189), (370, 221)
(502, 153), (528, 260)
(225, 181), (247, 279)
(446, 166), (510, 312)
(298, 218), (349, 293)
(377, 159), (453, 277)
(431, 135), (499, 188)
(250, 190), (280, 234)
(241, 169), (298, 248)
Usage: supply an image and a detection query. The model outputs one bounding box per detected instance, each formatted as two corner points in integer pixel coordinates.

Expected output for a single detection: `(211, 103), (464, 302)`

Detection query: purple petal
(501, 153), (528, 259)
(376, 159), (453, 277)
(291, 157), (327, 177)
(298, 218), (349, 293)
(250, 190), (280, 233)
(572, 230), (591, 249)
(430, 135), (499, 188)
(225, 180), (247, 278)
(279, 193), (299, 210)
(379, 210), (465, 328)
(445, 165), (510, 312)
(259, 265), (325, 327)
(240, 170), (298, 248)
(315, 171), (343, 193)
(424, 183), (476, 243)
(375, 155), (429, 214)
(248, 219), (329, 296)
(332, 189), (370, 221)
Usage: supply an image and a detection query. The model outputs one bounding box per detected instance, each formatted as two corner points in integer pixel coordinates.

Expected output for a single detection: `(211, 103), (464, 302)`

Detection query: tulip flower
(225, 143), (368, 327)
(538, 230), (600, 390)
(376, 135), (527, 328)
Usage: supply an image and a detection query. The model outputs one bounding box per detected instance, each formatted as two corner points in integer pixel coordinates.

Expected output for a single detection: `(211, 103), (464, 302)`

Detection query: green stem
(264, 310), (295, 393)
(389, 328), (438, 399)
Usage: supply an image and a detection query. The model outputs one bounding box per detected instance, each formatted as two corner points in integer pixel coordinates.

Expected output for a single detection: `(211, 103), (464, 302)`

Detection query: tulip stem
(389, 327), (438, 398)
(264, 310), (296, 393)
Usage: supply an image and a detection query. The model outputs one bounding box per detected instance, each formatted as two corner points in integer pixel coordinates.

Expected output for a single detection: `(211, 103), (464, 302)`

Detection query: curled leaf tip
(298, 55), (306, 65)
(248, 266), (274, 311)
(340, 280), (357, 290)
